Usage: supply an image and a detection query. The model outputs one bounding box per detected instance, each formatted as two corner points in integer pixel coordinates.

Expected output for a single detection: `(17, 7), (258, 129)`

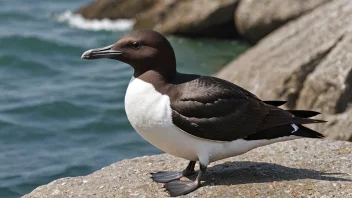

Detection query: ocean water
(0, 1), (249, 197)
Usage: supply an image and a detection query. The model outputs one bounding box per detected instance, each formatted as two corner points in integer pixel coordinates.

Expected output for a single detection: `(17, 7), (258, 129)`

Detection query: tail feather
(264, 101), (287, 106)
(245, 124), (324, 140)
(292, 117), (327, 125)
(288, 110), (320, 118)
(293, 125), (325, 138)
(247, 103), (326, 140)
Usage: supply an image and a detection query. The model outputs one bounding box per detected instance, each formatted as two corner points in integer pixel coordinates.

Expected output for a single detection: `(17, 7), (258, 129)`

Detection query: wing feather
(168, 75), (321, 141)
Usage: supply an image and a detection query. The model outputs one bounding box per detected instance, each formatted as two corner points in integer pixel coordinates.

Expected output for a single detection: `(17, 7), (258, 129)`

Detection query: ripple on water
(0, 187), (21, 198)
(0, 119), (14, 128)
(0, 11), (39, 21)
(3, 101), (96, 119)
(0, 55), (60, 77)
(0, 35), (86, 57)
(1, 101), (99, 132)
(0, 120), (55, 143)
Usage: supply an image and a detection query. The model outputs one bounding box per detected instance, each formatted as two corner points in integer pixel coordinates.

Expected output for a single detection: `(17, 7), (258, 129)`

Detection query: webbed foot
(164, 162), (207, 196)
(164, 180), (199, 197)
(150, 161), (196, 183)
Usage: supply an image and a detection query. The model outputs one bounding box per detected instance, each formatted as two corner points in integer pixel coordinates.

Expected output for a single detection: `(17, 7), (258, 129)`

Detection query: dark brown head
(82, 30), (176, 78)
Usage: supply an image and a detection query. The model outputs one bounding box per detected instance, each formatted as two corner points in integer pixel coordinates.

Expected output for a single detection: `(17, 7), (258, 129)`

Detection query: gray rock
(76, 0), (158, 20)
(23, 139), (352, 197)
(310, 107), (352, 141)
(235, 0), (332, 43)
(217, 0), (352, 141)
(133, 0), (239, 38)
(76, 0), (239, 38)
(297, 34), (352, 115)
(295, 34), (352, 141)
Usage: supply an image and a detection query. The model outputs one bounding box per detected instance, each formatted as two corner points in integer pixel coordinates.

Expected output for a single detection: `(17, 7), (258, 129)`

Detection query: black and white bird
(82, 30), (325, 197)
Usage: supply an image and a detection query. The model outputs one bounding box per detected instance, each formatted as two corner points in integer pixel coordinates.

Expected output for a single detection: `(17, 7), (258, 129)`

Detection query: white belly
(125, 78), (299, 165)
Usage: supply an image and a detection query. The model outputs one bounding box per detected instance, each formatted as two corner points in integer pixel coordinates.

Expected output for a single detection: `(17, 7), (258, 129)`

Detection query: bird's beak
(81, 44), (122, 60)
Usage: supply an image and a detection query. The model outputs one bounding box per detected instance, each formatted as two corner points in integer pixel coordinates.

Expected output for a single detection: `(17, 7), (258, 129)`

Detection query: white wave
(55, 11), (134, 31)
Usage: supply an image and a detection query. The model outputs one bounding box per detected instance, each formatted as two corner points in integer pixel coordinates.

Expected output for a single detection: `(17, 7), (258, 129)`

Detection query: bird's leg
(164, 162), (207, 197)
(151, 161), (196, 183)
(182, 160), (197, 176)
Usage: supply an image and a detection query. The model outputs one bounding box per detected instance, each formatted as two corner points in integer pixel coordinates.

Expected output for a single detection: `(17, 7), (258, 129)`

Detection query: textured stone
(310, 107), (352, 141)
(76, 0), (158, 20)
(235, 0), (331, 43)
(133, 0), (239, 38)
(297, 34), (352, 115)
(23, 140), (352, 198)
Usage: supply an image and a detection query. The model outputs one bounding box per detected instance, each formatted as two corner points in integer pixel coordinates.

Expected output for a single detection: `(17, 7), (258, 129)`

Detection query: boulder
(314, 107), (352, 141)
(23, 140), (352, 197)
(217, 0), (352, 141)
(296, 34), (352, 115)
(76, 0), (158, 20)
(235, 0), (332, 43)
(133, 0), (239, 38)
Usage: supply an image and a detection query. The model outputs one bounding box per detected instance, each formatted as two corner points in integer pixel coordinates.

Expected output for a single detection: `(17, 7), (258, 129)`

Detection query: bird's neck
(134, 67), (177, 82)
(133, 69), (178, 95)
(136, 69), (175, 81)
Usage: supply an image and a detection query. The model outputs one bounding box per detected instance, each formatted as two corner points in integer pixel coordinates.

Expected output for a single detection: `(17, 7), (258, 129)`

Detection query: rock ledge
(24, 140), (351, 197)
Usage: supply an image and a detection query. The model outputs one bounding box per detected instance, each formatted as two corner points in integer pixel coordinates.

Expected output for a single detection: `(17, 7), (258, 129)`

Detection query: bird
(81, 30), (326, 197)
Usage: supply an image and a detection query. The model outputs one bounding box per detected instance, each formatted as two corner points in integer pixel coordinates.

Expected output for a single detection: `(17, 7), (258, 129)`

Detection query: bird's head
(82, 30), (176, 78)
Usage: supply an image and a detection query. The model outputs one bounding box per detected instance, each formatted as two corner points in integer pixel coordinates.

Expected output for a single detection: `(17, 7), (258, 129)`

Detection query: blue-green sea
(0, 1), (249, 197)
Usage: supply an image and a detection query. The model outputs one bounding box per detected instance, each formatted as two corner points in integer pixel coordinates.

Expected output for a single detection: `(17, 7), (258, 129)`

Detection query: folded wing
(170, 76), (324, 141)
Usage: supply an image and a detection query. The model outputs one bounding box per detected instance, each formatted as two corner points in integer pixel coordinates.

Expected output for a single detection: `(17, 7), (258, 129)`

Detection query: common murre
(81, 30), (326, 197)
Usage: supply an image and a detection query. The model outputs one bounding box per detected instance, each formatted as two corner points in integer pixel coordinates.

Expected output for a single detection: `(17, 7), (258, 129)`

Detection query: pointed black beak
(81, 44), (122, 60)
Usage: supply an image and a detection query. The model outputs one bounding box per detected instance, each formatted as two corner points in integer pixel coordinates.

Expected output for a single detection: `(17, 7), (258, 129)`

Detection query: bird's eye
(131, 42), (142, 50)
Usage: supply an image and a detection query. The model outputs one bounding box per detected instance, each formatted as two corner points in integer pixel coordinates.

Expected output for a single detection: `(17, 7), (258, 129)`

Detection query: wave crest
(55, 11), (134, 31)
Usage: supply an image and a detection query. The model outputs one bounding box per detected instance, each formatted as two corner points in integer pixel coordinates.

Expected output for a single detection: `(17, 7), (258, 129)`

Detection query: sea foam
(55, 11), (134, 31)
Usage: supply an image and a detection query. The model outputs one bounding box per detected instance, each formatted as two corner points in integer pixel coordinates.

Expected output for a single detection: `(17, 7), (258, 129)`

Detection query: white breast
(125, 78), (199, 161)
(124, 78), (300, 165)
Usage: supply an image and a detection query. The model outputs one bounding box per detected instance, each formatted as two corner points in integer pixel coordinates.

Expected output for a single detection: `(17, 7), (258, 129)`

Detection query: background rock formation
(76, 0), (159, 20)
(235, 0), (332, 43)
(217, 0), (352, 140)
(24, 140), (352, 197)
(133, 0), (239, 38)
(76, 0), (331, 40)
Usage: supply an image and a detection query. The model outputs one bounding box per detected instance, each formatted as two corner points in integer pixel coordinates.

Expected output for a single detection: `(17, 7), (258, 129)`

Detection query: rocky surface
(76, 0), (330, 39)
(296, 34), (352, 115)
(235, 0), (331, 43)
(312, 107), (352, 141)
(217, 0), (352, 140)
(296, 34), (352, 141)
(76, 0), (239, 38)
(134, 0), (239, 38)
(23, 139), (352, 198)
(76, 0), (158, 20)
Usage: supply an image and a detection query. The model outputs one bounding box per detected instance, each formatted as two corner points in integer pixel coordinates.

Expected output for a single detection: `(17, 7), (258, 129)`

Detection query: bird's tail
(287, 110), (321, 118)
(292, 124), (324, 138)
(289, 110), (325, 138)
(245, 108), (326, 140)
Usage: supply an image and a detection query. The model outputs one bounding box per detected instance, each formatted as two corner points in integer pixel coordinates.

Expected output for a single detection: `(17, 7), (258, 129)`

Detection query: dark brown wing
(169, 75), (323, 141)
